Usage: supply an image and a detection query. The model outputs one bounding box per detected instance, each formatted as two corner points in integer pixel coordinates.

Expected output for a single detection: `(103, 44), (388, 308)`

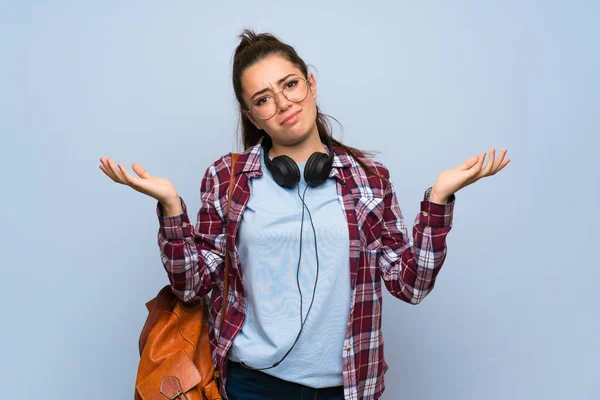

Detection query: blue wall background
(1, 1), (598, 399)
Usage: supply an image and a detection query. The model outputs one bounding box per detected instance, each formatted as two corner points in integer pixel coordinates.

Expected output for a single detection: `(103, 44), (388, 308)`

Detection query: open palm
(99, 157), (178, 203)
(432, 148), (510, 201)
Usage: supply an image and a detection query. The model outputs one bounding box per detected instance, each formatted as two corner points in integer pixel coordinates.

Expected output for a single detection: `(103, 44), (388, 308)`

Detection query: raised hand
(99, 158), (181, 212)
(429, 148), (510, 204)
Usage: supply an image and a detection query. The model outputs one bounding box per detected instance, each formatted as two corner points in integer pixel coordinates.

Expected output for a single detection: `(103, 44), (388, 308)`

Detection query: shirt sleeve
(378, 182), (455, 304)
(157, 164), (226, 303)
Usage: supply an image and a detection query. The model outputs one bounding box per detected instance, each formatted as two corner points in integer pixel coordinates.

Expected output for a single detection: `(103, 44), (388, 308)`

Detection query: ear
(308, 73), (318, 100)
(244, 109), (262, 130)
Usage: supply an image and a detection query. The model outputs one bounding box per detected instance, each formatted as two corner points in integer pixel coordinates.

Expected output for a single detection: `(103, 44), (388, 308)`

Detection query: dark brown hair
(232, 29), (379, 176)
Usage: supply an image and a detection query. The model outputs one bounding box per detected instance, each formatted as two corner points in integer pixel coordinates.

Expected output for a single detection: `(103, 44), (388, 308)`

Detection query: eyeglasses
(248, 78), (310, 120)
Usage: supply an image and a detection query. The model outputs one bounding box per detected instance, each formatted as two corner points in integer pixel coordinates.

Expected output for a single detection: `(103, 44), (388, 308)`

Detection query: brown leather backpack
(134, 153), (238, 400)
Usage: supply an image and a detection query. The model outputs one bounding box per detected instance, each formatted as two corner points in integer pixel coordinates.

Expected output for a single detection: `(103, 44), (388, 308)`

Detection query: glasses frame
(247, 77), (311, 120)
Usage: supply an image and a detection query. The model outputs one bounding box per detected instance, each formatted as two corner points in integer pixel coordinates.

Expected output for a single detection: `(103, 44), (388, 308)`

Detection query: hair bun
(235, 29), (283, 56)
(238, 29), (280, 47)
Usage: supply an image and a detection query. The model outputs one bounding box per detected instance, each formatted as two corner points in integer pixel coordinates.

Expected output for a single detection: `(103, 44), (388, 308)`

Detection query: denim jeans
(225, 360), (346, 400)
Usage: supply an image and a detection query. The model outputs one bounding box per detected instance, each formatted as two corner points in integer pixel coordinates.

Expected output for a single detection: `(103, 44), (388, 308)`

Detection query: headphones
(239, 135), (334, 371)
(262, 135), (334, 189)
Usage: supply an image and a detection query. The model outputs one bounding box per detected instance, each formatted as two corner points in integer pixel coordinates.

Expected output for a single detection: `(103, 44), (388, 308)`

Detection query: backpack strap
(219, 153), (239, 333)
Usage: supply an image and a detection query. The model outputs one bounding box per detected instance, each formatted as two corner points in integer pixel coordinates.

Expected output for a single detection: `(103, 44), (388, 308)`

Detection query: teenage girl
(99, 30), (509, 400)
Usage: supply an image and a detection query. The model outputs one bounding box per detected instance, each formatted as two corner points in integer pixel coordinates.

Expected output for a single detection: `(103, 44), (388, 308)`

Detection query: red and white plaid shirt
(157, 140), (455, 400)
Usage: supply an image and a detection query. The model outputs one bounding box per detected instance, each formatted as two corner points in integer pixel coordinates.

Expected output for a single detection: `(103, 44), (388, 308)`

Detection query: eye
(285, 79), (299, 89)
(254, 96), (270, 107)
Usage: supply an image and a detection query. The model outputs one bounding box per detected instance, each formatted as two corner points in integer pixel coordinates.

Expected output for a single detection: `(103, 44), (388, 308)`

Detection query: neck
(268, 130), (324, 163)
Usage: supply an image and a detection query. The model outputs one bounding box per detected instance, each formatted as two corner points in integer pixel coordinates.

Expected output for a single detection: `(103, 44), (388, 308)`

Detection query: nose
(274, 91), (292, 112)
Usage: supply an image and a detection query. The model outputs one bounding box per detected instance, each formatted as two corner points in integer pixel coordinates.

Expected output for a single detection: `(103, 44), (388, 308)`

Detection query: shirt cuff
(419, 187), (455, 228)
(156, 197), (193, 239)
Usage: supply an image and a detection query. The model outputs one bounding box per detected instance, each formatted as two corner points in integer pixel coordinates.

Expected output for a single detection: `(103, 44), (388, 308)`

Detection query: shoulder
(202, 153), (232, 181)
(202, 143), (261, 187)
(356, 155), (391, 181)
(333, 145), (391, 190)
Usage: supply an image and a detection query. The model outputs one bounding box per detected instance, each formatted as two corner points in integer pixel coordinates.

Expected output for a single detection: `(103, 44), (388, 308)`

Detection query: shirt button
(422, 211), (430, 217)
(180, 222), (189, 228)
(344, 345), (351, 351)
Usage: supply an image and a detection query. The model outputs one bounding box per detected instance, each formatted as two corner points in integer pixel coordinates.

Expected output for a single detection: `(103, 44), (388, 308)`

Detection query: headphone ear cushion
(305, 153), (332, 187)
(270, 155), (300, 189)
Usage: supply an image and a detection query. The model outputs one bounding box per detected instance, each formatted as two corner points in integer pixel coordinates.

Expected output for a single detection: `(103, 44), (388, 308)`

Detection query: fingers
(99, 163), (115, 182)
(118, 164), (139, 185)
(99, 158), (119, 182)
(489, 149), (504, 175)
(470, 148), (510, 180)
(482, 148), (496, 176)
(495, 152), (511, 174)
(491, 149), (509, 175)
(460, 151), (487, 186)
(470, 151), (486, 178)
(98, 158), (128, 185)
(108, 159), (128, 184)
(483, 148), (510, 176)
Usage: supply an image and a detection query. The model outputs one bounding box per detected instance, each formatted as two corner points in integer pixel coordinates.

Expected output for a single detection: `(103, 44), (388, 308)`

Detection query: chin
(272, 132), (308, 147)
(270, 120), (314, 146)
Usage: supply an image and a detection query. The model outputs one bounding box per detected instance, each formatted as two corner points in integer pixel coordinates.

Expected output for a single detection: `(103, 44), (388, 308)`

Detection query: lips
(280, 110), (301, 125)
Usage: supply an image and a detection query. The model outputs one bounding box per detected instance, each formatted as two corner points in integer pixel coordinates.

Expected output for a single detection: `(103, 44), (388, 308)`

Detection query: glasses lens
(251, 96), (277, 119)
(283, 78), (308, 103)
(250, 79), (309, 120)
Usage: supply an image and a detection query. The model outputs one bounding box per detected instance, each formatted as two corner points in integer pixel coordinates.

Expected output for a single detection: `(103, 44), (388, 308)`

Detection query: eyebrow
(250, 74), (298, 100)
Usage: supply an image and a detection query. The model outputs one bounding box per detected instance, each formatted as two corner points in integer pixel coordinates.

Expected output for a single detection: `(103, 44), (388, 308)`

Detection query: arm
(157, 163), (226, 303)
(379, 147), (510, 303)
(379, 181), (455, 304)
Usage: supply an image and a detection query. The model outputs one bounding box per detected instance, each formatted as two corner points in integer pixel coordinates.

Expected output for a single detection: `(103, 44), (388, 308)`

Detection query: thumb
(132, 163), (151, 179)
(460, 155), (480, 170)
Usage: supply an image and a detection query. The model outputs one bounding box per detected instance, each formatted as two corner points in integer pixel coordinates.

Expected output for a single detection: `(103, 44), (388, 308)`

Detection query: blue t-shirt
(228, 147), (351, 388)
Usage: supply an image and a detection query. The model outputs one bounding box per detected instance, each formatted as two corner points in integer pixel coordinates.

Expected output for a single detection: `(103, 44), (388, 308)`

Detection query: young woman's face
(241, 55), (318, 147)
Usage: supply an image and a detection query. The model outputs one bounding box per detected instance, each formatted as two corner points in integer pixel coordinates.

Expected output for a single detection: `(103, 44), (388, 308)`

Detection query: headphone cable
(240, 184), (320, 370)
